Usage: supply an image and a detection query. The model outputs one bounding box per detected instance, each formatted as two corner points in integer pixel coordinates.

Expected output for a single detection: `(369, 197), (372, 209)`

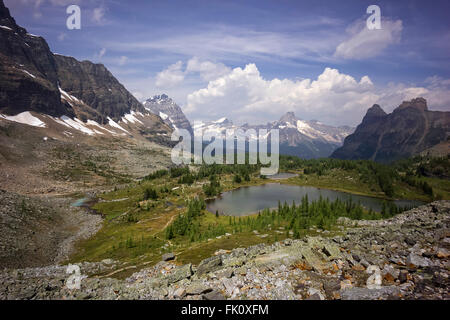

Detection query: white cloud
(105, 25), (340, 63)
(377, 78), (450, 113)
(185, 64), (450, 126)
(334, 18), (403, 60)
(155, 58), (233, 89)
(155, 61), (185, 88)
(94, 48), (106, 60)
(92, 6), (106, 24)
(186, 57), (231, 81)
(99, 48), (106, 58)
(118, 56), (128, 66)
(186, 65), (378, 126)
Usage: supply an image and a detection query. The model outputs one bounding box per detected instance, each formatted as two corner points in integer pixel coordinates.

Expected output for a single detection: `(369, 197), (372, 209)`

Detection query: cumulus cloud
(377, 77), (450, 113)
(155, 58), (232, 89)
(185, 64), (450, 126)
(186, 64), (378, 126)
(186, 57), (231, 82)
(334, 18), (403, 60)
(155, 61), (185, 88)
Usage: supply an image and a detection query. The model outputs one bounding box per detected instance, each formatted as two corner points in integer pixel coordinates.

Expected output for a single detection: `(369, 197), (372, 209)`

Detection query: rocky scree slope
(1, 201), (449, 300)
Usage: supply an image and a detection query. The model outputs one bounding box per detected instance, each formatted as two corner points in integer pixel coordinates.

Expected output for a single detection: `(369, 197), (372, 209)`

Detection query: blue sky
(5, 0), (450, 125)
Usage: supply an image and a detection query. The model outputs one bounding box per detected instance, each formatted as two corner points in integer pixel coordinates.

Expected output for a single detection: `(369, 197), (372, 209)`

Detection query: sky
(5, 0), (450, 126)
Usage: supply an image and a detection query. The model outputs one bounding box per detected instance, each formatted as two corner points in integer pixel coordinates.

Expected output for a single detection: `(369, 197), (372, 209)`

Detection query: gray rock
(167, 264), (192, 284)
(186, 282), (212, 295)
(196, 255), (222, 276)
(162, 253), (175, 261)
(203, 290), (225, 300)
(406, 253), (429, 269)
(340, 286), (400, 300)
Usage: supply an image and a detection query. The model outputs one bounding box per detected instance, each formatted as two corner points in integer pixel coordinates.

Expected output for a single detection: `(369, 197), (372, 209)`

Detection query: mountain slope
(143, 94), (193, 133)
(0, 0), (172, 143)
(0, 1), (73, 117)
(55, 55), (146, 124)
(331, 98), (450, 162)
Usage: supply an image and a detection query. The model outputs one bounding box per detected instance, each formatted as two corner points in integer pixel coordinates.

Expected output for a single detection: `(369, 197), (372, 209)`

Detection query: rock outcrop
(332, 98), (450, 162)
(1, 201), (448, 300)
(55, 55), (146, 124)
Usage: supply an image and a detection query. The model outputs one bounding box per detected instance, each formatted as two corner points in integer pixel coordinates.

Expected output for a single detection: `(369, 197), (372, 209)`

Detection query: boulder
(203, 290), (226, 300)
(186, 282), (212, 295)
(406, 253), (429, 269)
(196, 255), (222, 276)
(162, 253), (175, 261)
(167, 264), (192, 284)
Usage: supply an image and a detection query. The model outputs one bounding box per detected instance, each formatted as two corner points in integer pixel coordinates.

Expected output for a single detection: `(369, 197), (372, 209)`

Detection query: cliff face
(55, 55), (146, 124)
(0, 0), (157, 126)
(0, 1), (73, 117)
(331, 98), (450, 162)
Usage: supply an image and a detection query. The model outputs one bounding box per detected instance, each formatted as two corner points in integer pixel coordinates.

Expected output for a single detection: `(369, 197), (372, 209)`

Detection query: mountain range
(1, 0), (448, 164)
(0, 0), (171, 144)
(332, 98), (450, 162)
(192, 112), (354, 159)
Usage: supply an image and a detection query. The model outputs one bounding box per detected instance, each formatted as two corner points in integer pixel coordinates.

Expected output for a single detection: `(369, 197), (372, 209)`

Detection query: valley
(62, 155), (449, 279)
(1, 0), (449, 301)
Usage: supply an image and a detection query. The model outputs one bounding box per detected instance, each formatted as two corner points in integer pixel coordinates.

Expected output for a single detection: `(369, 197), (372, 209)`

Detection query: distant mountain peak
(0, 0), (26, 35)
(149, 94), (171, 102)
(279, 111), (298, 124)
(143, 94), (192, 133)
(213, 117), (231, 125)
(364, 104), (387, 121)
(396, 97), (428, 112)
(332, 97), (449, 162)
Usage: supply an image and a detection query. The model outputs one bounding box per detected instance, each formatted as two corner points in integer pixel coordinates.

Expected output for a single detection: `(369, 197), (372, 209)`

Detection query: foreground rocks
(1, 201), (449, 300)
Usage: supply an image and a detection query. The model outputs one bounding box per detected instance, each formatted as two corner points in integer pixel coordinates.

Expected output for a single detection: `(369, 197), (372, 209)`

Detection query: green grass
(68, 161), (448, 278)
(282, 168), (446, 202)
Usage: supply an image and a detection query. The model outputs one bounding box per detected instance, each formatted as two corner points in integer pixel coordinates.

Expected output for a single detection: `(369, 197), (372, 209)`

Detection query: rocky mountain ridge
(0, 0), (170, 139)
(332, 98), (450, 162)
(193, 112), (354, 158)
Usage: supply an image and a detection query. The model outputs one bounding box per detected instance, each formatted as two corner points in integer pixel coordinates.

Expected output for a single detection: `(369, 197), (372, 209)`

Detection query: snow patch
(159, 112), (168, 120)
(59, 87), (81, 104)
(21, 69), (36, 79)
(0, 25), (13, 31)
(122, 110), (143, 124)
(108, 117), (130, 134)
(214, 117), (227, 124)
(60, 116), (95, 135)
(0, 111), (46, 128)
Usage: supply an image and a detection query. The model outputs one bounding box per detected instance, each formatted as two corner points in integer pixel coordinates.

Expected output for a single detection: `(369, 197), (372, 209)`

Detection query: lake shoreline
(206, 182), (425, 217)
